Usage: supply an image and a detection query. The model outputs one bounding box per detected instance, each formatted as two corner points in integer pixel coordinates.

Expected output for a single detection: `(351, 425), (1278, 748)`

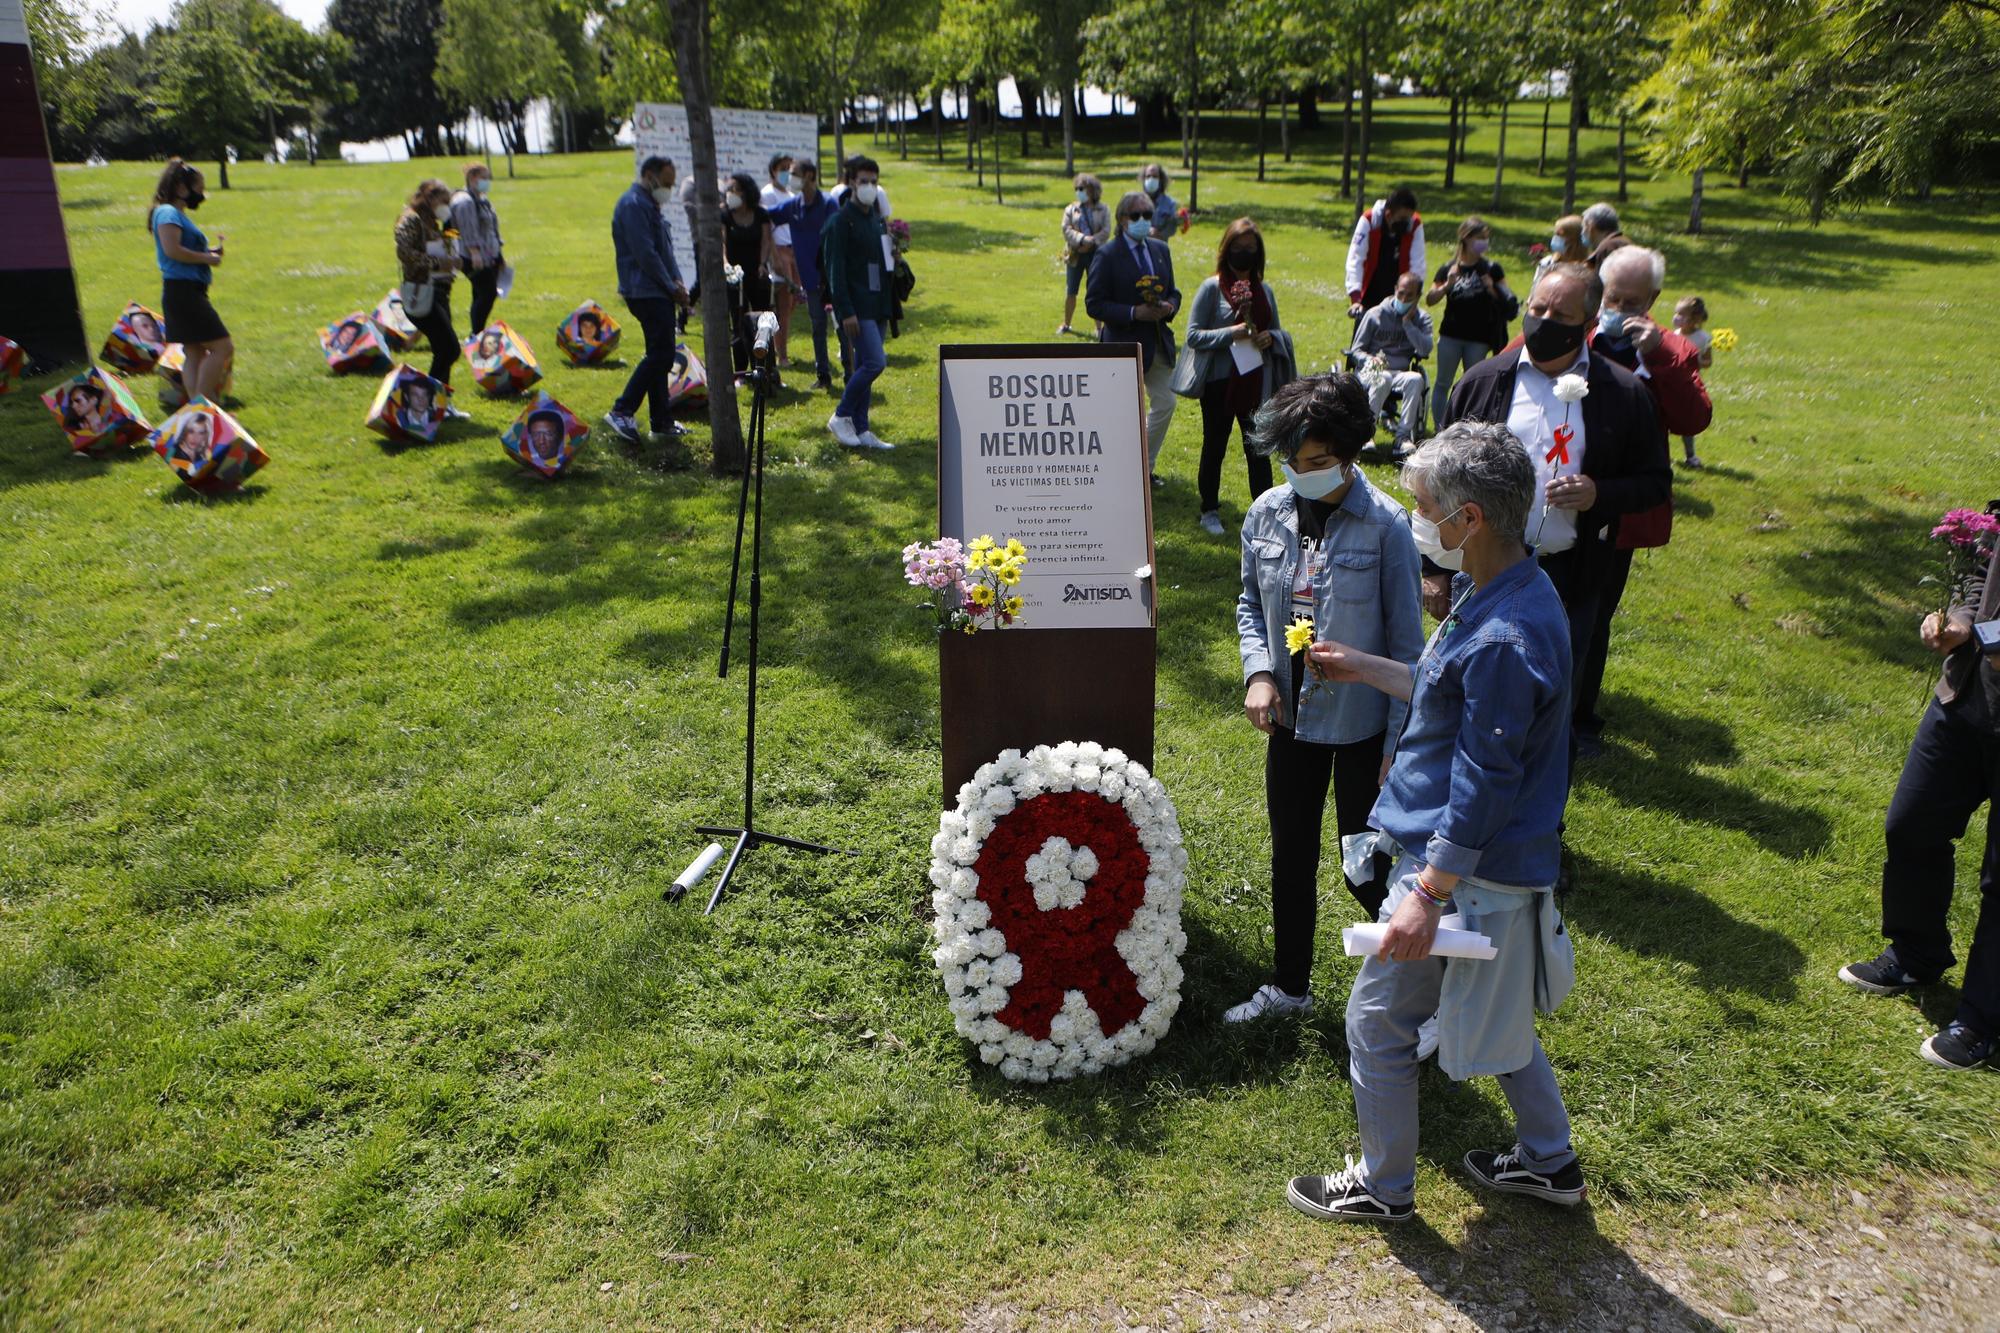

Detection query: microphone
(751, 311), (780, 361)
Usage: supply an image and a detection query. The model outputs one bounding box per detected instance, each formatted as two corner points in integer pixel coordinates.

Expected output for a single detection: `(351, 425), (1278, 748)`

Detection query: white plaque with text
(938, 345), (1156, 630)
(632, 103), (820, 291)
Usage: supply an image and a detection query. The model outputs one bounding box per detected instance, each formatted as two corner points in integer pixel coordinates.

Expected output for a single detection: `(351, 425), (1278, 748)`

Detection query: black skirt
(162, 277), (230, 345)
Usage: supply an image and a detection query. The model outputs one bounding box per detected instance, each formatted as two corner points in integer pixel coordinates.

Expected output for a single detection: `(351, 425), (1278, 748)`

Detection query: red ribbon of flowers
(972, 790), (1149, 1040)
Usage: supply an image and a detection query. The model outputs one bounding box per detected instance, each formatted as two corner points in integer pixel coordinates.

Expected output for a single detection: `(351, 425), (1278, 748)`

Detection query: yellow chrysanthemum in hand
(1710, 327), (1738, 353)
(1283, 617), (1315, 655)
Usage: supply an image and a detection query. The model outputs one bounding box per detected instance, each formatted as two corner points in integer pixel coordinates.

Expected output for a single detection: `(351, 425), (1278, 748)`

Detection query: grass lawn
(2, 100), (1995, 1327)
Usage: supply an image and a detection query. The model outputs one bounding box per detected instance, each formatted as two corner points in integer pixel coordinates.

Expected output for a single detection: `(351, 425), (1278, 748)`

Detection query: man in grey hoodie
(1349, 271), (1435, 454)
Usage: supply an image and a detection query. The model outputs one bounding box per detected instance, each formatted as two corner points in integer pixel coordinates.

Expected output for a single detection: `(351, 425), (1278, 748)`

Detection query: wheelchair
(1342, 345), (1428, 461)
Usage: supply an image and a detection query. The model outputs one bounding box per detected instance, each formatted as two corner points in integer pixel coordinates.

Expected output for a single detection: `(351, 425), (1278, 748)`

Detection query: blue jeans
(805, 301), (833, 382)
(1431, 334), (1490, 426)
(1345, 867), (1575, 1206)
(836, 317), (885, 430)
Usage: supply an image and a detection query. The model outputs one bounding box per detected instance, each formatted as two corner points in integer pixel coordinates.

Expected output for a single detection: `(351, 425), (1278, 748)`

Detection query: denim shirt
(1369, 554), (1572, 888)
(1236, 472), (1425, 752)
(613, 182), (684, 300)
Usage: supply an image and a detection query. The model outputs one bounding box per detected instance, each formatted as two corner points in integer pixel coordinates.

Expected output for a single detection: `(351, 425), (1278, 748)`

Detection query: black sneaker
(1920, 1021), (1996, 1071)
(1463, 1146), (1587, 1207)
(1286, 1158), (1414, 1224)
(1838, 948), (1926, 996)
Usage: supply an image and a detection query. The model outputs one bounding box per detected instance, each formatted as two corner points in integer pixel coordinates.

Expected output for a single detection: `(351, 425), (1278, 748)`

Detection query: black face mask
(1227, 249), (1256, 271)
(184, 189), (205, 209)
(1522, 311), (1588, 362)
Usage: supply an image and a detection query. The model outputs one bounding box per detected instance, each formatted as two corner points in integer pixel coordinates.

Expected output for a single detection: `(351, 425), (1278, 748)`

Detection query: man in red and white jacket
(1345, 186), (1427, 319)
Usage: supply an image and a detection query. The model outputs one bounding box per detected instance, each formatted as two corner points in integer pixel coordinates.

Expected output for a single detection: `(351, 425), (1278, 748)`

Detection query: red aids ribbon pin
(1547, 423), (1574, 467)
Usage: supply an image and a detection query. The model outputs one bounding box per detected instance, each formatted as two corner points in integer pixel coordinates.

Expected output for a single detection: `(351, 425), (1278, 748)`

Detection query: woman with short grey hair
(1140, 163), (1179, 241)
(1399, 419), (1535, 550)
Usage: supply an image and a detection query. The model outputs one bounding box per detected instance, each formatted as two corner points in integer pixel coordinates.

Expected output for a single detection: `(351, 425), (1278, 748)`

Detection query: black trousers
(1198, 378), (1274, 515)
(408, 285), (459, 386)
(1882, 696), (2000, 1035)
(1575, 546), (1635, 737)
(466, 262), (502, 335)
(1266, 725), (1389, 996)
(613, 295), (679, 430)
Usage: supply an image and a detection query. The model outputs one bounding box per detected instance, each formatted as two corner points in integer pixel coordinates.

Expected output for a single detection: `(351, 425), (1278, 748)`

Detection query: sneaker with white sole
(1415, 1013), (1440, 1061)
(1839, 947), (1929, 996)
(828, 413), (862, 447)
(602, 411), (641, 444)
(1198, 510), (1225, 536)
(1463, 1146), (1587, 1206)
(1921, 1020), (1996, 1070)
(1286, 1157), (1414, 1223)
(857, 429), (895, 451)
(1223, 983), (1313, 1023)
(443, 403), (472, 422)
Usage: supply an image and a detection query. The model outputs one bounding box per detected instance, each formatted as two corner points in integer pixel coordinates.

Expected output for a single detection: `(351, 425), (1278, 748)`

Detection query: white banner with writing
(632, 103), (820, 288)
(938, 346), (1156, 630)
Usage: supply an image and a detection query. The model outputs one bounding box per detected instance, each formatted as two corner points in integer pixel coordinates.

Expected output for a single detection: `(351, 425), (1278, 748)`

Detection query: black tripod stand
(670, 343), (851, 914)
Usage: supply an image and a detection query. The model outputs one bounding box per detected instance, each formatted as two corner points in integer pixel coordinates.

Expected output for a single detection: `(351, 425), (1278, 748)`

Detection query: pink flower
(1931, 509), (2000, 549)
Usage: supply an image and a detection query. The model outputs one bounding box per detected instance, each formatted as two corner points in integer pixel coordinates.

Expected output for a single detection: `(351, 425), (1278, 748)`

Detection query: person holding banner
(606, 156), (694, 446)
(1087, 192), (1182, 489)
(825, 156), (894, 451)
(1230, 373), (1424, 1025)
(1285, 420), (1583, 1224)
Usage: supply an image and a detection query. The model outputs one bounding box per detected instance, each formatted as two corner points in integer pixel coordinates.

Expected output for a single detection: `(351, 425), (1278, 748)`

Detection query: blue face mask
(1598, 308), (1629, 338)
(1076, 189), (1090, 205)
(1127, 218), (1152, 241)
(1550, 235), (1567, 254)
(778, 171), (792, 189)
(1283, 461), (1350, 500)
(1388, 297), (1411, 315)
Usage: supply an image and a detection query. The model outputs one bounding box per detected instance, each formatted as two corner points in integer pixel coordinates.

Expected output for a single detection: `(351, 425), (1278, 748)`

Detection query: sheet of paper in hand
(372, 289), (421, 351)
(0, 335), (24, 394)
(555, 301), (621, 366)
(501, 392), (588, 479)
(155, 343), (233, 410)
(100, 302), (170, 375)
(41, 365), (151, 455)
(319, 313), (392, 375)
(463, 321), (542, 395)
(1342, 914), (1498, 961)
(365, 363), (450, 444)
(151, 398), (267, 494)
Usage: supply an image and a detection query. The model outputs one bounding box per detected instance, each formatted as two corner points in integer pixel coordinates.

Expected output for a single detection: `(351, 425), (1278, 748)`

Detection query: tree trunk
(1736, 136), (1749, 188)
(1280, 87), (1291, 162)
(1189, 103), (1200, 210)
(1340, 76), (1353, 196)
(831, 35), (846, 170)
(933, 86), (944, 161)
(1448, 96), (1462, 186)
(1299, 85), (1320, 130)
(966, 84), (975, 171)
(974, 88), (984, 187)
(994, 77), (1005, 203)
(306, 107), (317, 165)
(1616, 111), (1627, 201)
(1492, 98), (1509, 210)
(1538, 93), (1551, 175)
(1061, 81), (1076, 176)
(1257, 95), (1267, 182)
(217, 152), (230, 189)
(1561, 77), (1581, 213)
(1356, 20), (1373, 207)
(1137, 94), (1147, 152)
(1687, 166), (1705, 234)
(665, 0), (744, 473)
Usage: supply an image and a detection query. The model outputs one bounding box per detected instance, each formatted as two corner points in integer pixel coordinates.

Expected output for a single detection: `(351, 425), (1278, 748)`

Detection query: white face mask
(726, 192), (744, 211)
(1143, 176), (1161, 195)
(1282, 461), (1350, 500)
(651, 183), (674, 204)
(1410, 506), (1470, 569)
(854, 181), (879, 208)
(432, 203), (452, 222)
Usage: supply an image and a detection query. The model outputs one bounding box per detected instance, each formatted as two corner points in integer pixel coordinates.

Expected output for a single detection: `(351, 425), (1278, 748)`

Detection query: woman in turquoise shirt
(148, 158), (232, 404)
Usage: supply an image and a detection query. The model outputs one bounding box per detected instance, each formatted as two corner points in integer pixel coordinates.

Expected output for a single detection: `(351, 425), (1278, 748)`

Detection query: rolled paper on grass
(372, 289), (420, 350)
(0, 335), (24, 394)
(319, 313), (392, 375)
(464, 322), (541, 396)
(499, 391), (587, 478)
(667, 341), (708, 407)
(673, 842), (726, 892)
(555, 300), (621, 366)
(41, 365), (151, 455)
(150, 397), (267, 494)
(155, 344), (234, 410)
(100, 302), (170, 376)
(365, 363), (450, 444)
(1341, 916), (1498, 961)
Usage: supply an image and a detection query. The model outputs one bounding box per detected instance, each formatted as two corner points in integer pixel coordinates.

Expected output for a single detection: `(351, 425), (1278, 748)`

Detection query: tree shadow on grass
(1768, 492), (1940, 671)
(907, 219), (1027, 254)
(1584, 691), (1834, 862)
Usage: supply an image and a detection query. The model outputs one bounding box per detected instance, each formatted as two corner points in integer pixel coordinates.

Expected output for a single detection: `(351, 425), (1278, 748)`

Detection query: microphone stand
(671, 329), (852, 913)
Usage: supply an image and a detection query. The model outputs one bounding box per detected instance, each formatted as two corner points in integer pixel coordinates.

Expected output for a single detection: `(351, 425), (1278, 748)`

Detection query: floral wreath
(928, 742), (1187, 1081)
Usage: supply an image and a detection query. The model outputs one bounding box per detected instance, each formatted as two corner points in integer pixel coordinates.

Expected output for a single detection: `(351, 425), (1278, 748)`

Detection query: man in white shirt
(760, 152), (800, 365)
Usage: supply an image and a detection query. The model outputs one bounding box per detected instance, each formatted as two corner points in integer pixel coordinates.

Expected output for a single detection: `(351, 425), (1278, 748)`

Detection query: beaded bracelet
(1413, 875), (1453, 907)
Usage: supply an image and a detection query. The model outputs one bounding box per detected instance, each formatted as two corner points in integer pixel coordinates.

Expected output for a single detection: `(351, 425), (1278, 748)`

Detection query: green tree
(326, 0), (465, 157)
(148, 0), (275, 187)
(24, 0), (110, 139)
(435, 0), (573, 176)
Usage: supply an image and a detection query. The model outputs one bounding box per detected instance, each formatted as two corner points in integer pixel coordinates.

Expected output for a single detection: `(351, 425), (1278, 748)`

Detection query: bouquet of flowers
(1175, 205), (1191, 235)
(1224, 277), (1257, 335)
(1925, 508), (2000, 617)
(888, 218), (911, 254)
(903, 534), (1028, 634)
(1354, 352), (1390, 394)
(1710, 327), (1739, 353)
(1134, 273), (1173, 355)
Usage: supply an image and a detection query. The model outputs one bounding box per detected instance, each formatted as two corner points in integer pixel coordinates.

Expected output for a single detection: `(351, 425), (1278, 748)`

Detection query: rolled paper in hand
(674, 842), (726, 891)
(1342, 916), (1498, 961)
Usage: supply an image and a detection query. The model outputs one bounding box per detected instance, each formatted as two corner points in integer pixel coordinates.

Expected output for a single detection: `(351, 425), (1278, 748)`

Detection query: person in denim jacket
(1227, 373), (1425, 1025)
(1285, 420), (1585, 1224)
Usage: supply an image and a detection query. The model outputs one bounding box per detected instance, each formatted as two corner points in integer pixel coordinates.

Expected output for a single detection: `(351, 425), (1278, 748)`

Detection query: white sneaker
(1415, 1013), (1440, 1061)
(1198, 510), (1225, 536)
(828, 413), (861, 447)
(443, 404), (471, 422)
(857, 429), (895, 451)
(1223, 984), (1314, 1023)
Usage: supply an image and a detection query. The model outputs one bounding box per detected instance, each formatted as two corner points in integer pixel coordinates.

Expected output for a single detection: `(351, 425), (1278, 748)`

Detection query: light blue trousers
(1431, 335), (1490, 425)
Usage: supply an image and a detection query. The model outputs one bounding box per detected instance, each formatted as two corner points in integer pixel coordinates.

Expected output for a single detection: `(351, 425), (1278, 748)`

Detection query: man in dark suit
(1841, 509), (2000, 1070)
(1087, 191), (1182, 488)
(1438, 262), (1669, 715)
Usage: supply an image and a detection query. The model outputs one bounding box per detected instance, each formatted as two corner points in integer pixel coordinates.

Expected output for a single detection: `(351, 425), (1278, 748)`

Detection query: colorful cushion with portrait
(373, 289), (421, 351)
(100, 302), (170, 376)
(667, 341), (708, 407)
(501, 392), (588, 479)
(41, 365), (151, 455)
(156, 343), (234, 410)
(555, 301), (621, 366)
(319, 312), (393, 375)
(0, 335), (23, 394)
(365, 363), (450, 444)
(151, 398), (267, 494)
(463, 322), (542, 396)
